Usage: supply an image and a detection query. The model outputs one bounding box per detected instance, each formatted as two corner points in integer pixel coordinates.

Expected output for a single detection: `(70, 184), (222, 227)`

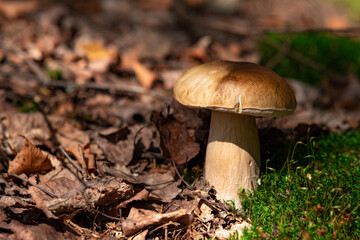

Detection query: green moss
(47, 68), (63, 80)
(258, 33), (360, 85)
(239, 130), (360, 239)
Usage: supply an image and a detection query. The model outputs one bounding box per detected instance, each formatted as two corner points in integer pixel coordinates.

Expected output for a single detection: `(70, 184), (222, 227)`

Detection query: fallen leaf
(184, 36), (212, 62)
(122, 207), (191, 236)
(131, 60), (157, 89)
(75, 39), (117, 62)
(55, 121), (90, 149)
(9, 220), (78, 240)
(136, 172), (181, 202)
(99, 127), (131, 144)
(93, 134), (134, 166)
(153, 112), (200, 165)
(93, 124), (159, 167)
(8, 138), (53, 175)
(117, 189), (149, 209)
(0, 1), (41, 19)
(30, 176), (134, 213)
(3, 112), (51, 149)
(132, 229), (148, 240)
(122, 47), (157, 89)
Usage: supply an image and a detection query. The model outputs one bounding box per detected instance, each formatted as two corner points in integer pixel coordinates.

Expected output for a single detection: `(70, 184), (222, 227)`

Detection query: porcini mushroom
(173, 60), (296, 207)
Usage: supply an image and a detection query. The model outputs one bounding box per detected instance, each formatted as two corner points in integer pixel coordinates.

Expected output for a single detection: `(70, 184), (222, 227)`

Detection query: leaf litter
(0, 0), (359, 239)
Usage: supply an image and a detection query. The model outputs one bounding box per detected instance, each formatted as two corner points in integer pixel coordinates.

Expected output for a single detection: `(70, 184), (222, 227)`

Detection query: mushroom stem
(205, 110), (260, 208)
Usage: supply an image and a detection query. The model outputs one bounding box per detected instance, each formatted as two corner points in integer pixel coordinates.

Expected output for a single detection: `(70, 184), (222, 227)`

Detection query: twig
(89, 209), (123, 221)
(39, 108), (61, 149)
(59, 146), (84, 174)
(148, 221), (180, 236)
(64, 219), (95, 236)
(5, 41), (51, 84)
(44, 79), (171, 103)
(170, 159), (194, 190)
(9, 173), (58, 198)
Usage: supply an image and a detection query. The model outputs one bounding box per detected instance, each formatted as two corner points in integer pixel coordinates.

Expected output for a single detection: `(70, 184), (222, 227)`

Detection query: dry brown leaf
(55, 122), (90, 149)
(69, 63), (94, 84)
(8, 138), (53, 175)
(136, 172), (181, 202)
(184, 36), (211, 62)
(93, 134), (134, 166)
(30, 176), (133, 213)
(3, 112), (51, 149)
(117, 189), (150, 209)
(36, 34), (58, 57)
(93, 124), (158, 167)
(73, 38), (118, 74)
(122, 47), (157, 89)
(76, 40), (117, 62)
(9, 220), (78, 240)
(122, 208), (191, 236)
(131, 60), (157, 89)
(131, 229), (148, 240)
(153, 112), (200, 165)
(0, 1), (41, 19)
(65, 143), (95, 171)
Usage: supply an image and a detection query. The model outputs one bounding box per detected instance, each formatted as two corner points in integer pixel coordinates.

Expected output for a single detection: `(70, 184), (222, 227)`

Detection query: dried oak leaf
(153, 112), (200, 165)
(8, 139), (53, 175)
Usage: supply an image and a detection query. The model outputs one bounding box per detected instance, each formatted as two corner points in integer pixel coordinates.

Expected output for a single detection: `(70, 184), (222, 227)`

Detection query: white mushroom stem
(205, 110), (260, 208)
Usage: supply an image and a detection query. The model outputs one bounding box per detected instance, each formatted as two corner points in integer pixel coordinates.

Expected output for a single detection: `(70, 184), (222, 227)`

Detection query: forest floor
(0, 0), (359, 239)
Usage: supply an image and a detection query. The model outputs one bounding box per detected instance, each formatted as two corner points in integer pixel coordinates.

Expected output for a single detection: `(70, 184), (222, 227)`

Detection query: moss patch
(239, 130), (360, 239)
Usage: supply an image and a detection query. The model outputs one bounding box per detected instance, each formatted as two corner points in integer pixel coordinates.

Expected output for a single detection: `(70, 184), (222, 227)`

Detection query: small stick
(9, 173), (58, 198)
(148, 221), (180, 236)
(77, 144), (86, 169)
(45, 80), (171, 104)
(89, 209), (122, 221)
(59, 146), (83, 174)
(170, 159), (194, 190)
(165, 225), (168, 240)
(5, 42), (51, 84)
(77, 145), (91, 179)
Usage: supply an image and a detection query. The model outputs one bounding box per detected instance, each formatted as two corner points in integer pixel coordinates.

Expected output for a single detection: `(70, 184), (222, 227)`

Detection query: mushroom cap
(173, 60), (297, 117)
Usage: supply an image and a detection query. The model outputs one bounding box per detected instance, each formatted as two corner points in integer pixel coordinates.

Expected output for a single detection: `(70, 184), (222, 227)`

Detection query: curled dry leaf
(117, 189), (149, 209)
(8, 139), (53, 175)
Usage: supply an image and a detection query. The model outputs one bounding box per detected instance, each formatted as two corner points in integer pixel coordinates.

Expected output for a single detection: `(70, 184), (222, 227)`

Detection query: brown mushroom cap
(174, 60), (297, 117)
